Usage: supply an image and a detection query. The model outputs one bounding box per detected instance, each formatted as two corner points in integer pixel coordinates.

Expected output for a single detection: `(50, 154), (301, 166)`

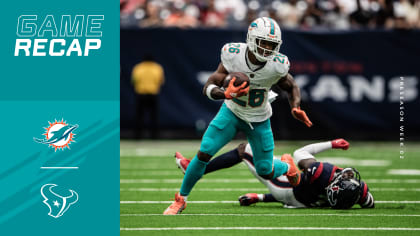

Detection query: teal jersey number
(274, 53), (286, 64)
(232, 89), (265, 107)
(228, 43), (240, 54)
(248, 89), (265, 107)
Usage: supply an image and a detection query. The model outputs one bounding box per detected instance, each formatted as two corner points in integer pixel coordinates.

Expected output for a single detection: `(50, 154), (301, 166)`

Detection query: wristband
(206, 84), (218, 100)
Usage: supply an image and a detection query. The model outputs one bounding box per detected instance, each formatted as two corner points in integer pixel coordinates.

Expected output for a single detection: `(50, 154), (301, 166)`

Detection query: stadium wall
(121, 28), (420, 140)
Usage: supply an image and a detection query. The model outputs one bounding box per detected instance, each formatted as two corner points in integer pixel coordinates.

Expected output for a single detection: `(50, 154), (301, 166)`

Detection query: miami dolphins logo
(249, 22), (258, 31)
(34, 119), (78, 151)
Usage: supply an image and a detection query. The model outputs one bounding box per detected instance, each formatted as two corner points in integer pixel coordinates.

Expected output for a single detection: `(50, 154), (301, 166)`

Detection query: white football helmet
(246, 17), (282, 62)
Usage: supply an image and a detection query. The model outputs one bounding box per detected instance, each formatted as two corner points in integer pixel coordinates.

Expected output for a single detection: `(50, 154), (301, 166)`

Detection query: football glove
(291, 107), (313, 127)
(331, 138), (350, 150)
(224, 77), (249, 99)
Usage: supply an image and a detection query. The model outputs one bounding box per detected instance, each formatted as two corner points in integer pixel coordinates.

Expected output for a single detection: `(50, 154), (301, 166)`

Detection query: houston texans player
(163, 17), (312, 215)
(175, 139), (374, 209)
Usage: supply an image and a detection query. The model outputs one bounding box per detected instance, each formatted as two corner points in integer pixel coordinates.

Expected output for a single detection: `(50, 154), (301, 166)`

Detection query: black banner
(121, 28), (420, 140)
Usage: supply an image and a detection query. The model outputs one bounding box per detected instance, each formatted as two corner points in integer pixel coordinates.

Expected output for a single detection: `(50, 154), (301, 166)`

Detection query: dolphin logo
(34, 124), (78, 145)
(34, 120), (78, 151)
(40, 184), (79, 218)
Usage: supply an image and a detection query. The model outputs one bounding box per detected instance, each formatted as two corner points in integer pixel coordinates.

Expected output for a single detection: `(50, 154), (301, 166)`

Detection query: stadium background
(121, 27), (420, 140)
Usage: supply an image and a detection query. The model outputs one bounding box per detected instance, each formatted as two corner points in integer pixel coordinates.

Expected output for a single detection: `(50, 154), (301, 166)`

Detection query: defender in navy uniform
(175, 139), (374, 209)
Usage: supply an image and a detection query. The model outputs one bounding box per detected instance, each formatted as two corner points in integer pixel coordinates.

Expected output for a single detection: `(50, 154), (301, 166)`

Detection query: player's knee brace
(255, 160), (273, 178)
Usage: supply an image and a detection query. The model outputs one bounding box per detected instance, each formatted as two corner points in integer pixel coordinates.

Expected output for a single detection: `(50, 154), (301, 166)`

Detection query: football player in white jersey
(164, 17), (313, 215)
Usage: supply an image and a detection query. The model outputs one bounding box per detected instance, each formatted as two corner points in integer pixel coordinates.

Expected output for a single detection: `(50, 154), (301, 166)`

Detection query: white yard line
(120, 171), (255, 176)
(388, 169), (420, 176)
(121, 201), (237, 204)
(120, 200), (420, 204)
(120, 178), (420, 184)
(121, 213), (420, 217)
(121, 188), (268, 191)
(120, 227), (420, 231)
(120, 187), (420, 192)
(376, 201), (420, 203)
(119, 170), (387, 177)
(120, 179), (259, 183)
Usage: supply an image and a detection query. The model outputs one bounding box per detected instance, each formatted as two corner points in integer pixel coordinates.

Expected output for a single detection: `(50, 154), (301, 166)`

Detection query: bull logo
(40, 184), (78, 218)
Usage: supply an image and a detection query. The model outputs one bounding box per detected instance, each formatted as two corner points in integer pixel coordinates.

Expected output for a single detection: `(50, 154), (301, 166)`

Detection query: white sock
(182, 196), (188, 201)
(257, 194), (264, 201)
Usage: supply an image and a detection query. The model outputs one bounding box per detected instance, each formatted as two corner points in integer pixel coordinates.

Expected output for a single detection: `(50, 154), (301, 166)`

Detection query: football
(223, 72), (250, 88)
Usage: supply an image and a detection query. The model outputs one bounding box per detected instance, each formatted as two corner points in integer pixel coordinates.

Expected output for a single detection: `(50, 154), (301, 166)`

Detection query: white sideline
(120, 178), (420, 184)
(121, 213), (420, 217)
(120, 227), (420, 231)
(120, 200), (420, 204)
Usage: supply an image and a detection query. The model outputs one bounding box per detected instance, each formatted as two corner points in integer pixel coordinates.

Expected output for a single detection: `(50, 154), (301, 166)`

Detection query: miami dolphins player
(163, 17), (312, 215)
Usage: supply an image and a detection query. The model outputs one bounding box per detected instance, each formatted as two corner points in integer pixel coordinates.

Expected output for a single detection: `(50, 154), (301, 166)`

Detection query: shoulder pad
(221, 43), (244, 72)
(272, 53), (290, 77)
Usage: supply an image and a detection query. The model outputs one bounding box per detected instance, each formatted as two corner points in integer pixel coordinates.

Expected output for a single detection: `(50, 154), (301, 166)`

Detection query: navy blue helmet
(326, 167), (362, 209)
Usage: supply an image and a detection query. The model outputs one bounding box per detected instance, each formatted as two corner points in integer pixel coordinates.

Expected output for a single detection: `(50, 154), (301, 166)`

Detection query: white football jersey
(221, 42), (290, 123)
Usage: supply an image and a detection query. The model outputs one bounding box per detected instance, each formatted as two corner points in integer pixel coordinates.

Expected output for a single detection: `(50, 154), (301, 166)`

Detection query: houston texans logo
(41, 184), (78, 218)
(34, 119), (78, 151)
(327, 185), (341, 206)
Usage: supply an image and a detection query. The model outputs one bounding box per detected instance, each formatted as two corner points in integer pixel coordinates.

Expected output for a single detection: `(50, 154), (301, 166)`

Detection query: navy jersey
(293, 162), (370, 207)
(242, 154), (372, 208)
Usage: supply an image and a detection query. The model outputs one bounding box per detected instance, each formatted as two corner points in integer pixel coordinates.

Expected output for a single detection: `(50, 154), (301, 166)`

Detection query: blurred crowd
(120, 0), (420, 30)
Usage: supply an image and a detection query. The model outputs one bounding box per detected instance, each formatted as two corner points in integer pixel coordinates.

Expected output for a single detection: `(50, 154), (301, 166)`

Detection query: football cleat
(174, 152), (190, 174)
(331, 138), (350, 150)
(281, 154), (301, 187)
(163, 192), (187, 215)
(238, 193), (259, 206)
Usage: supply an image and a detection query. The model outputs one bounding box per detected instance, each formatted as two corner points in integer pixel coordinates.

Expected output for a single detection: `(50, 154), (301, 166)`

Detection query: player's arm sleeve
(359, 181), (375, 208)
(220, 44), (234, 73)
(271, 55), (291, 94)
(293, 141), (332, 163)
(275, 55), (290, 78)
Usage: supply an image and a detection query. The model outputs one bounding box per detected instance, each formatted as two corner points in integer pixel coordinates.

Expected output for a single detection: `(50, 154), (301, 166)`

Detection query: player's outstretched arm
(276, 73), (312, 127)
(294, 139), (350, 170)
